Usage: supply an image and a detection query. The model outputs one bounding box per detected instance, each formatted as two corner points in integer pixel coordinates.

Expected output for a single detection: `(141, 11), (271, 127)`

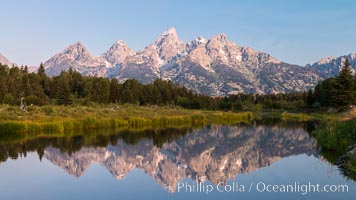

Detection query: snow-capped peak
(59, 41), (93, 61)
(114, 40), (127, 45)
(44, 42), (108, 76)
(162, 27), (178, 37)
(194, 36), (207, 44)
(186, 36), (207, 53)
(152, 27), (186, 62)
(211, 33), (228, 43)
(101, 40), (136, 65)
(66, 41), (86, 51)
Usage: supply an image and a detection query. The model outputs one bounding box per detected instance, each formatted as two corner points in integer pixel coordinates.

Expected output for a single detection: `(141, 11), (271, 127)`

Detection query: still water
(0, 123), (355, 200)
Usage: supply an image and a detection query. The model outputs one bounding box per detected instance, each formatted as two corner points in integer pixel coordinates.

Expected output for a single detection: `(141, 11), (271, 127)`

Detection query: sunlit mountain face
(41, 27), (325, 95)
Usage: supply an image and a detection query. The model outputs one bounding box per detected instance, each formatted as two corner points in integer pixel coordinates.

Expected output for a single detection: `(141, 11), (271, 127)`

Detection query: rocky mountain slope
(161, 33), (320, 94)
(44, 125), (317, 192)
(0, 53), (38, 73)
(44, 42), (111, 77)
(39, 28), (353, 95)
(112, 27), (186, 83)
(100, 40), (136, 65)
(0, 52), (11, 66)
(307, 53), (356, 78)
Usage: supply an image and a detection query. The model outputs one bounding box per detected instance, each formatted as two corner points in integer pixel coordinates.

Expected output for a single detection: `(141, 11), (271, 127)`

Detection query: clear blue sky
(1, 0), (356, 66)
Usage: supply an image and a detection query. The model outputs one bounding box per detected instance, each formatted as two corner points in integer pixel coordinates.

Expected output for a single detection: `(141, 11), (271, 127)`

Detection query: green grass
(312, 118), (356, 180)
(280, 112), (312, 122)
(0, 104), (253, 135)
(259, 108), (356, 180)
(312, 119), (356, 155)
(259, 108), (356, 123)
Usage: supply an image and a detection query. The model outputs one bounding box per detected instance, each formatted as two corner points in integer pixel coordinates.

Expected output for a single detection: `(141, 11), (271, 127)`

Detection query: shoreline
(0, 104), (253, 135)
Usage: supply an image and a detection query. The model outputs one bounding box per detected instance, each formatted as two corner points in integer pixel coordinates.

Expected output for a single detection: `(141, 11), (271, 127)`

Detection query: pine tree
(321, 78), (336, 107)
(306, 89), (314, 108)
(21, 74), (32, 97)
(0, 80), (7, 103)
(37, 63), (45, 74)
(7, 67), (20, 99)
(28, 73), (48, 105)
(109, 78), (120, 103)
(71, 71), (84, 97)
(333, 59), (354, 107)
(37, 63), (51, 96)
(0, 65), (8, 103)
(91, 78), (110, 103)
(52, 72), (71, 105)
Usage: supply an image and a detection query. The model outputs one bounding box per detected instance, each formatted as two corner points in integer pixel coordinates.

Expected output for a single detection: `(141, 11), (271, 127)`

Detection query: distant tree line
(0, 61), (355, 111)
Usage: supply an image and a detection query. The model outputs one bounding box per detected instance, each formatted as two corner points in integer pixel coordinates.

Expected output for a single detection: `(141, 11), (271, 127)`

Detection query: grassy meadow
(0, 104), (253, 135)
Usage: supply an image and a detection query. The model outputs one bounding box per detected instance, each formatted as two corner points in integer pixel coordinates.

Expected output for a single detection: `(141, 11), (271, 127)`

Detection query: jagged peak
(106, 40), (132, 51)
(241, 46), (259, 54)
(63, 41), (90, 55)
(313, 54), (356, 66)
(317, 56), (336, 65)
(187, 36), (207, 47)
(154, 27), (182, 45)
(101, 40), (136, 65)
(347, 53), (356, 60)
(210, 33), (228, 42)
(113, 40), (128, 46)
(68, 41), (85, 48)
(161, 27), (177, 37)
(148, 27), (185, 62)
(193, 36), (207, 44)
(44, 41), (104, 70)
(186, 36), (208, 53)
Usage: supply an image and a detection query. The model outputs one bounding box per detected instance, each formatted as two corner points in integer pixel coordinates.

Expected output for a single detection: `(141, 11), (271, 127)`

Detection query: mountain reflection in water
(0, 124), (317, 192)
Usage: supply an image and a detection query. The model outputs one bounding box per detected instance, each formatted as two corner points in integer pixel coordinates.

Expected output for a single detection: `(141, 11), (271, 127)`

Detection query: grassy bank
(313, 119), (356, 156)
(312, 118), (356, 180)
(0, 104), (253, 135)
(259, 108), (356, 180)
(257, 107), (356, 123)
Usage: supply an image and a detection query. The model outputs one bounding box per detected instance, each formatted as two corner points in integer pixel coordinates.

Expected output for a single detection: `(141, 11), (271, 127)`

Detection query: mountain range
(1, 27), (355, 95)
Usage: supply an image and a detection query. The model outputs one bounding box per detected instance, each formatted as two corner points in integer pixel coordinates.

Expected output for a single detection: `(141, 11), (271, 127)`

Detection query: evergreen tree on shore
(37, 63), (51, 96)
(109, 78), (120, 103)
(333, 59), (354, 107)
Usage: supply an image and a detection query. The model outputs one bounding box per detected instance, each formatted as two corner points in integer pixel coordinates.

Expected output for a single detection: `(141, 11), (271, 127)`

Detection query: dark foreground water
(0, 123), (355, 200)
